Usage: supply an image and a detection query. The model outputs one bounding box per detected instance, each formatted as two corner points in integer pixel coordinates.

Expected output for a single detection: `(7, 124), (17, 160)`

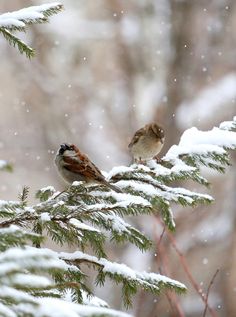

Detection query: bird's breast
(131, 137), (163, 160)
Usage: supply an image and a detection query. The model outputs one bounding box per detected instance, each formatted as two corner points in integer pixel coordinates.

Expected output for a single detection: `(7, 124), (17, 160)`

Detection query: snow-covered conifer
(0, 2), (63, 57)
(0, 116), (235, 316)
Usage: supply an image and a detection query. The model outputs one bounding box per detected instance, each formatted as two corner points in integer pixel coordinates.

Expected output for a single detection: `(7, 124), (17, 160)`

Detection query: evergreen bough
(0, 2), (63, 57)
(1, 2), (236, 316)
(0, 116), (235, 317)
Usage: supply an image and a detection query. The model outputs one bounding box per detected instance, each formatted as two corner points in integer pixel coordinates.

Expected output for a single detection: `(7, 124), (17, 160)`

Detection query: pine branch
(0, 116), (235, 316)
(59, 250), (187, 307)
(219, 116), (236, 131)
(18, 186), (30, 207)
(0, 28), (34, 58)
(0, 2), (63, 57)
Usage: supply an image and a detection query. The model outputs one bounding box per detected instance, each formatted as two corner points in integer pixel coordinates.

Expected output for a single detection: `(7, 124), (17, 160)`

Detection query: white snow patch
(0, 3), (61, 28)
(40, 212), (51, 222)
(69, 218), (100, 233)
(164, 126), (236, 164)
(116, 180), (158, 196)
(220, 117), (236, 130)
(10, 273), (52, 288)
(92, 190), (150, 207)
(53, 200), (65, 208)
(0, 302), (16, 317)
(39, 186), (56, 193)
(59, 250), (186, 291)
(36, 298), (131, 317)
(107, 165), (137, 179)
(179, 127), (236, 148)
(81, 290), (108, 308)
(24, 207), (35, 213)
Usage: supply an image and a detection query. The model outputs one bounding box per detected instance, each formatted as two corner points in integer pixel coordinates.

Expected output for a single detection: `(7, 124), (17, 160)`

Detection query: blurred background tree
(0, 1), (235, 316)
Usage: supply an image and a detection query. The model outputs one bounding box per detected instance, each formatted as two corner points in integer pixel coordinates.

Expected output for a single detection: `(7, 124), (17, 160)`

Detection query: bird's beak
(161, 138), (164, 144)
(59, 143), (70, 155)
(60, 143), (68, 151)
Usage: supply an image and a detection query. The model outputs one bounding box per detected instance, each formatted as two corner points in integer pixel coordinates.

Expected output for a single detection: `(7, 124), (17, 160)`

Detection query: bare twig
(157, 226), (166, 250)
(163, 224), (218, 317)
(154, 218), (185, 317)
(203, 269), (220, 317)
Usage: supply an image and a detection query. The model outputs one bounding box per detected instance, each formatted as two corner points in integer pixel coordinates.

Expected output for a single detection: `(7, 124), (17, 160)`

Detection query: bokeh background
(0, 1), (236, 316)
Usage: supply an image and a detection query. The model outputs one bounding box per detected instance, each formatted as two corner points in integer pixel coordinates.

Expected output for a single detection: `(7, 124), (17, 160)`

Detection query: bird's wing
(128, 126), (146, 148)
(63, 154), (105, 182)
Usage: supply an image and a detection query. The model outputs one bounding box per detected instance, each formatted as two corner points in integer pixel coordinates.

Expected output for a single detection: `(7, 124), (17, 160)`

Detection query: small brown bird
(55, 143), (122, 193)
(128, 123), (165, 163)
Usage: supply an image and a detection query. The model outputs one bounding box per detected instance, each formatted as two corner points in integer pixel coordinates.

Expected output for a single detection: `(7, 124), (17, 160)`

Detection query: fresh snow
(219, 116), (236, 130)
(107, 164), (149, 179)
(116, 180), (158, 196)
(10, 273), (52, 288)
(59, 250), (186, 290)
(69, 218), (100, 232)
(0, 302), (16, 317)
(97, 212), (134, 234)
(39, 186), (56, 193)
(163, 127), (236, 167)
(35, 298), (131, 317)
(0, 3), (62, 28)
(40, 212), (51, 222)
(81, 290), (108, 308)
(0, 247), (69, 271)
(92, 190), (150, 207)
(179, 127), (236, 148)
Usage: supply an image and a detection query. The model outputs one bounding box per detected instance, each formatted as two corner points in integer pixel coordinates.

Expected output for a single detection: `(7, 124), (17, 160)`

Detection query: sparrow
(55, 143), (122, 193)
(128, 123), (165, 163)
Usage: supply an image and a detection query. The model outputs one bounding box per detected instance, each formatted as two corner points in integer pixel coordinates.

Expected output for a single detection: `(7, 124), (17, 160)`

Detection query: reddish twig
(164, 226), (218, 317)
(157, 226), (166, 250)
(203, 269), (220, 317)
(154, 219), (185, 317)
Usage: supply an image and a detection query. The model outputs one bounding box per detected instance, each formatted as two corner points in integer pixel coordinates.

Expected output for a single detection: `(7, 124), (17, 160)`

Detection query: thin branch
(157, 226), (166, 250)
(154, 218), (185, 317)
(0, 28), (34, 58)
(203, 269), (220, 317)
(63, 257), (102, 269)
(164, 225), (218, 317)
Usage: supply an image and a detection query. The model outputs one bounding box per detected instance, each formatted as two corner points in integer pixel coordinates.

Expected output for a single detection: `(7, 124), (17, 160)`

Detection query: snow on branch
(0, 2), (63, 29)
(108, 116), (236, 229)
(164, 123), (236, 173)
(60, 250), (186, 307)
(0, 231), (82, 317)
(0, 223), (130, 317)
(32, 298), (132, 317)
(220, 115), (236, 131)
(0, 2), (63, 57)
(0, 116), (235, 315)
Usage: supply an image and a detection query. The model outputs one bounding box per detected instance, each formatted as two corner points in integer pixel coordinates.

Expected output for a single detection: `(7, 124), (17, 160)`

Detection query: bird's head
(58, 143), (76, 156)
(151, 124), (165, 143)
